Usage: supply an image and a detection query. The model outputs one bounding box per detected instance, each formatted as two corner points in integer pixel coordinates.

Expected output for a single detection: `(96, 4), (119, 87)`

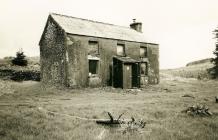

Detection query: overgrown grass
(0, 76), (218, 140)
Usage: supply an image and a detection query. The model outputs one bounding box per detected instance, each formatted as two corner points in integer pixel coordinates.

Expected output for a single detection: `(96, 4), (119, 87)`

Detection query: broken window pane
(140, 47), (147, 57)
(117, 44), (125, 56)
(140, 62), (148, 75)
(88, 41), (99, 55)
(89, 60), (99, 75)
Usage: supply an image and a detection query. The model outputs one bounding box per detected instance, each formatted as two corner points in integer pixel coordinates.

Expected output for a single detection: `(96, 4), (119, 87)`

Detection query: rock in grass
(207, 111), (213, 116)
(183, 104), (212, 117)
(182, 94), (195, 98)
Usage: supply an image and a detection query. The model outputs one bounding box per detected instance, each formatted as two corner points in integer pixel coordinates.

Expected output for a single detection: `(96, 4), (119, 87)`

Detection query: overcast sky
(0, 0), (218, 68)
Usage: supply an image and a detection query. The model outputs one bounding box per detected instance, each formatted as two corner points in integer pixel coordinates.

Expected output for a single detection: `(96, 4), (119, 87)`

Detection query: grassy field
(162, 60), (214, 80)
(0, 72), (218, 140)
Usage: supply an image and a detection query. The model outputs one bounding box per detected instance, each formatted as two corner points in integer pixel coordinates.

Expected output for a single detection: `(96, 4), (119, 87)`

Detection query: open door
(112, 56), (139, 89)
(123, 64), (132, 89)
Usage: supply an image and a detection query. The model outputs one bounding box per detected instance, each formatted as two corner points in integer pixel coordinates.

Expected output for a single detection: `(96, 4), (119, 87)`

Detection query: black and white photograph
(0, 0), (218, 139)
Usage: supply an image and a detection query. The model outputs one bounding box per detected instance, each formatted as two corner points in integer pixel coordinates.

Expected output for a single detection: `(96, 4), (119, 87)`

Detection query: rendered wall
(66, 35), (117, 87)
(147, 44), (159, 84)
(65, 34), (159, 87)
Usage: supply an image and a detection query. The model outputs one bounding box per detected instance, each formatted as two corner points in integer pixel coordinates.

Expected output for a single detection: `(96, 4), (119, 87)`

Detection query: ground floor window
(140, 62), (148, 75)
(89, 60), (99, 76)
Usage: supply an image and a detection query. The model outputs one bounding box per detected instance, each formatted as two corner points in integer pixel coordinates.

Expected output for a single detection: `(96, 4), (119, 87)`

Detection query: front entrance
(123, 64), (132, 89)
(112, 56), (140, 89)
(132, 63), (140, 88)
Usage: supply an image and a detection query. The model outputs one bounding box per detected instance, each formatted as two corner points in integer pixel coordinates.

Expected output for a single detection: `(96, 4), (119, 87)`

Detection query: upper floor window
(117, 44), (125, 56)
(88, 41), (99, 55)
(140, 46), (147, 58)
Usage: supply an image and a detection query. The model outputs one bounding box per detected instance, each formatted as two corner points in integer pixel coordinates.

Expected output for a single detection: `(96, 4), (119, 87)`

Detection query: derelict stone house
(39, 13), (159, 88)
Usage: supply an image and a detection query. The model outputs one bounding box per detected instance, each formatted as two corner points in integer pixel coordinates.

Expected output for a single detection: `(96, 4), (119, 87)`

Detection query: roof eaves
(113, 56), (140, 63)
(65, 32), (158, 45)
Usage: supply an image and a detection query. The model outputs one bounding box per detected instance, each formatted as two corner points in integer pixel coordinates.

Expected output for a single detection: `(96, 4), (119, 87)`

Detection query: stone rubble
(182, 104), (213, 117)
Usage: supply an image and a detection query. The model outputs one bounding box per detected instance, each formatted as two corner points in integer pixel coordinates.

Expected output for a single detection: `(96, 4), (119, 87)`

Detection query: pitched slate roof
(50, 13), (154, 44)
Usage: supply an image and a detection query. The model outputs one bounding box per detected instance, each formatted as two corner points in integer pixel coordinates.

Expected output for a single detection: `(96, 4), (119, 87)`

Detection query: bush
(211, 28), (218, 79)
(12, 50), (28, 66)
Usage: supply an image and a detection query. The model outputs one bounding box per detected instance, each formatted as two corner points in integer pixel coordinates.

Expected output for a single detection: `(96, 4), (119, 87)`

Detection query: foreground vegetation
(0, 72), (218, 140)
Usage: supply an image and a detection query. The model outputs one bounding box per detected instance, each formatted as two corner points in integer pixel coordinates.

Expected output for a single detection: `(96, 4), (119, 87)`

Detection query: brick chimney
(130, 19), (142, 32)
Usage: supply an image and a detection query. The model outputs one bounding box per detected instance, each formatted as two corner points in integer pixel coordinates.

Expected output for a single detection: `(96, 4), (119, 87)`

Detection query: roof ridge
(50, 12), (133, 30)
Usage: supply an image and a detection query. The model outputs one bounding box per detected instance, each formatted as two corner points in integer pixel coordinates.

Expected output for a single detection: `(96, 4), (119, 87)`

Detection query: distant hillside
(27, 56), (40, 65)
(186, 58), (213, 66)
(161, 58), (214, 80)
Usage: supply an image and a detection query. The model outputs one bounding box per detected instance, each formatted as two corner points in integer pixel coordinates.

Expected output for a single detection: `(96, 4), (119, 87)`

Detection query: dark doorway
(132, 63), (140, 88)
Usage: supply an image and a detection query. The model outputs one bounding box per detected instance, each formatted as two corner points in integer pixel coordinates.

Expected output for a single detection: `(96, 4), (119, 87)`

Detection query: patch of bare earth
(0, 73), (218, 140)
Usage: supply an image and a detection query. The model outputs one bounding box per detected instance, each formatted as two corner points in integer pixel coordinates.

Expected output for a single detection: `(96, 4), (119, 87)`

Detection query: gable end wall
(40, 17), (67, 86)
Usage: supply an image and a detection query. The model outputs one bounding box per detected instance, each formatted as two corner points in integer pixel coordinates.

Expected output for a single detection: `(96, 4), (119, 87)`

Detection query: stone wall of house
(66, 35), (117, 87)
(40, 17), (67, 86)
(66, 34), (159, 87)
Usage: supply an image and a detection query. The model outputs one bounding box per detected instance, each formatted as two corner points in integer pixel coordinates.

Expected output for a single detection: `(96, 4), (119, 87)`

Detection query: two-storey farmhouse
(39, 13), (159, 88)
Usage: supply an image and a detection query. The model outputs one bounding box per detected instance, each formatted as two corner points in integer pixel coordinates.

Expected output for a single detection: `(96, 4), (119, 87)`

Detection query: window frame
(117, 43), (126, 56)
(88, 41), (99, 55)
(88, 59), (99, 77)
(140, 46), (148, 58)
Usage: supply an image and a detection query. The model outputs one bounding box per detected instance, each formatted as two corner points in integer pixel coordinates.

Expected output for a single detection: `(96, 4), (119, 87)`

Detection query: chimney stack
(130, 19), (142, 32)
